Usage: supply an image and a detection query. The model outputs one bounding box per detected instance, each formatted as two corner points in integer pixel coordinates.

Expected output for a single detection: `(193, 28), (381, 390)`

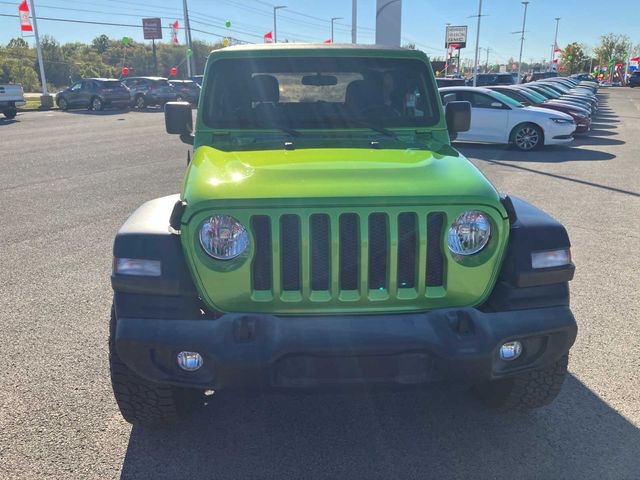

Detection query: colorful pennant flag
(264, 31), (273, 43)
(18, 0), (32, 32)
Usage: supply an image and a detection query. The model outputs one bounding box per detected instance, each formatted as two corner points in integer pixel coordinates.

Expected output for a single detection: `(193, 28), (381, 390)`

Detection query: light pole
(550, 17), (560, 70)
(444, 23), (451, 76)
(352, 0), (357, 43)
(182, 0), (194, 76)
(331, 17), (343, 43)
(516, 1), (529, 82)
(273, 5), (287, 43)
(472, 0), (483, 87)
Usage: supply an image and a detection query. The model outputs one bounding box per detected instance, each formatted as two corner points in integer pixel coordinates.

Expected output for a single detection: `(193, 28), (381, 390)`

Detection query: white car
(439, 86), (576, 150)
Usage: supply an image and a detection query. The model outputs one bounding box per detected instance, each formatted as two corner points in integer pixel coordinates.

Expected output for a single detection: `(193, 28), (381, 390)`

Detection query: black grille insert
(280, 215), (301, 291)
(251, 216), (272, 291)
(368, 213), (388, 290)
(339, 214), (359, 290)
(310, 214), (330, 291)
(426, 212), (445, 287)
(397, 213), (418, 288)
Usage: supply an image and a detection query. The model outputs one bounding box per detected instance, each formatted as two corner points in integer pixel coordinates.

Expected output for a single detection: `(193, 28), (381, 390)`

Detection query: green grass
(18, 97), (45, 110)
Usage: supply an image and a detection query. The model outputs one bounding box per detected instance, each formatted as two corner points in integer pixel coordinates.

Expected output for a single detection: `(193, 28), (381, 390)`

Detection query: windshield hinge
(169, 200), (187, 233)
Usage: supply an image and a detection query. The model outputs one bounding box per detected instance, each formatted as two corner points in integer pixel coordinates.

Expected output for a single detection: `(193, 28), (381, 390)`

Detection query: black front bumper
(115, 306), (576, 391)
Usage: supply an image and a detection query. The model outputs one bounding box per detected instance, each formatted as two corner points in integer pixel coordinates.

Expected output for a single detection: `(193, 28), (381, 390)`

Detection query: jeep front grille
(250, 211), (445, 302)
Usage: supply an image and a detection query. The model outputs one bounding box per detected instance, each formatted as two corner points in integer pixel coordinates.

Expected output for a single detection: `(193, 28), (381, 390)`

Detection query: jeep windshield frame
(201, 56), (440, 132)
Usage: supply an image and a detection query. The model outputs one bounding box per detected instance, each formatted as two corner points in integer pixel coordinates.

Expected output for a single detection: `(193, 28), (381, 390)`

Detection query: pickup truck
(110, 44), (577, 426)
(0, 84), (26, 119)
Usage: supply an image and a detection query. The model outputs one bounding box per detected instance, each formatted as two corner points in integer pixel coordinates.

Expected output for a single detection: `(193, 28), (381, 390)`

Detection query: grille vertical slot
(368, 213), (388, 290)
(397, 212), (418, 289)
(426, 212), (445, 287)
(280, 215), (301, 291)
(251, 216), (272, 291)
(310, 214), (330, 291)
(339, 213), (359, 290)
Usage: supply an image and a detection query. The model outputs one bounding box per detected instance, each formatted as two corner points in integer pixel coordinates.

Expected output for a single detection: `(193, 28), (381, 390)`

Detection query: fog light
(177, 351), (203, 371)
(499, 341), (523, 361)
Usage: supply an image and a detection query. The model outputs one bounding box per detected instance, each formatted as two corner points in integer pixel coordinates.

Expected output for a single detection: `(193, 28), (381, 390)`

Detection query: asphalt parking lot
(1, 88), (639, 479)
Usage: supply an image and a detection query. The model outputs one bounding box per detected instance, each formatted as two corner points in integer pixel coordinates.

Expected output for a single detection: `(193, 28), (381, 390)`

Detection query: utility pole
(182, 0), (193, 76)
(273, 5), (287, 43)
(444, 23), (450, 76)
(331, 17), (343, 43)
(351, 0), (357, 43)
(550, 17), (560, 70)
(29, 0), (51, 108)
(472, 0), (483, 87)
(516, 1), (529, 82)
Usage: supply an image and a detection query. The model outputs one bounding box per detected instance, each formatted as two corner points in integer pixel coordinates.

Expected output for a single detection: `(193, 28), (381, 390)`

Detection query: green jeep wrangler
(110, 44), (577, 426)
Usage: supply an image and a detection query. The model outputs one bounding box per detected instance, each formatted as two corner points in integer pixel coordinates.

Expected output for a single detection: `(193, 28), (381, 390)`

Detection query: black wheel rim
(136, 97), (145, 108)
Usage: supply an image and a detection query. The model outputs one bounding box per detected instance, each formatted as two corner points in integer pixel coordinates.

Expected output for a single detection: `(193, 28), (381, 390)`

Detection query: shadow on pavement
(456, 144), (615, 163)
(119, 375), (640, 479)
(0, 118), (19, 125)
(64, 109), (130, 116)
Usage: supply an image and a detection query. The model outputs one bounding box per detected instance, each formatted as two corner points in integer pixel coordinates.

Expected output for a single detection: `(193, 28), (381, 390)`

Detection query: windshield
(517, 88), (546, 103)
(202, 57), (439, 130)
(489, 90), (524, 108)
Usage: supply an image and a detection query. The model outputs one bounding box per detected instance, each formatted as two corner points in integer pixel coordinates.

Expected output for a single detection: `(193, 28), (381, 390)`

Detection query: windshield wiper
(274, 126), (302, 137)
(341, 119), (398, 138)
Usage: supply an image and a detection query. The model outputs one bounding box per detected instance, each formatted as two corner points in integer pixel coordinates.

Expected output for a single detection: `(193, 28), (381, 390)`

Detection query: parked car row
(55, 77), (201, 111)
(439, 75), (599, 150)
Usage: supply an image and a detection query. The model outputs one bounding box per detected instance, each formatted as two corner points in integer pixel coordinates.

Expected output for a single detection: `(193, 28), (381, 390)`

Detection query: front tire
(58, 98), (68, 111)
(109, 307), (198, 426)
(511, 123), (543, 151)
(134, 95), (146, 109)
(90, 96), (103, 111)
(475, 355), (569, 411)
(3, 107), (17, 119)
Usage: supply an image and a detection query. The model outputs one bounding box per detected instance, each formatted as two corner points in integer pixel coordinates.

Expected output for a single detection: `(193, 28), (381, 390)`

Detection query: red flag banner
(554, 48), (562, 53)
(171, 20), (179, 43)
(18, 0), (32, 32)
(324, 39), (332, 43)
(264, 31), (273, 43)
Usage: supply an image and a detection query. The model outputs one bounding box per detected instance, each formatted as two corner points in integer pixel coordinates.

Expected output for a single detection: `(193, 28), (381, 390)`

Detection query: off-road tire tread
(109, 307), (182, 426)
(476, 355), (568, 411)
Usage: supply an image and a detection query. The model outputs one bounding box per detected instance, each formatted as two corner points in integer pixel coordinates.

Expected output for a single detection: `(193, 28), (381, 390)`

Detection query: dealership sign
(142, 18), (163, 40)
(445, 25), (467, 49)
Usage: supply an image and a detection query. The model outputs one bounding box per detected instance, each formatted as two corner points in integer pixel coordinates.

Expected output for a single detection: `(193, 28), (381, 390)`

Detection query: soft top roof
(208, 43), (427, 60)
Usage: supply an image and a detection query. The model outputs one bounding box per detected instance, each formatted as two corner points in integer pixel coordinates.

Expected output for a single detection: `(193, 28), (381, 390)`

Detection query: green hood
(182, 144), (502, 209)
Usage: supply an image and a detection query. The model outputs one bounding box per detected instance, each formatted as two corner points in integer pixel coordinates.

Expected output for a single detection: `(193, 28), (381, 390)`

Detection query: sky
(1, 0), (638, 65)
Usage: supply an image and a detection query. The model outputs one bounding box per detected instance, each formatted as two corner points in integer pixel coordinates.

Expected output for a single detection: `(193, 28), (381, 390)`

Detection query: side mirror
(164, 102), (194, 145)
(445, 101), (471, 134)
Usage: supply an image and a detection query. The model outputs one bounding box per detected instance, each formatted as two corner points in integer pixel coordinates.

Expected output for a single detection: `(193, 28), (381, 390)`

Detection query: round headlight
(199, 215), (249, 260)
(447, 210), (491, 256)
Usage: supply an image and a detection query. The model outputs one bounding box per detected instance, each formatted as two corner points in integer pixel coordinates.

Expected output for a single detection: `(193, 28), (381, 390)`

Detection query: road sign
(142, 18), (163, 40)
(445, 25), (467, 49)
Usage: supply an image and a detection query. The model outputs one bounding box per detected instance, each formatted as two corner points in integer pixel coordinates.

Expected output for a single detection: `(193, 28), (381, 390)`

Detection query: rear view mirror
(164, 102), (193, 145)
(301, 74), (338, 86)
(445, 101), (471, 134)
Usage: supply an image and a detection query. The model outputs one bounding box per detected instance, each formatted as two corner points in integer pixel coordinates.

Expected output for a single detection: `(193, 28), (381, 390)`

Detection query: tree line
(1, 33), (637, 91)
(0, 34), (225, 92)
